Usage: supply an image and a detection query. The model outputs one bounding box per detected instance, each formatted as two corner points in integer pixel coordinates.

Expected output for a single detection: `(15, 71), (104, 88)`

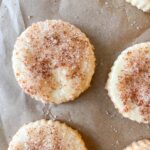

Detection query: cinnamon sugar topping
(25, 125), (62, 150)
(118, 49), (150, 121)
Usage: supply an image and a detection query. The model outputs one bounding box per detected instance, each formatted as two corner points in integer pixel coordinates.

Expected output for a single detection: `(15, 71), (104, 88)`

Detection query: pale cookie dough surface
(12, 20), (95, 104)
(124, 139), (150, 150)
(106, 43), (150, 123)
(8, 120), (87, 150)
(126, 0), (150, 12)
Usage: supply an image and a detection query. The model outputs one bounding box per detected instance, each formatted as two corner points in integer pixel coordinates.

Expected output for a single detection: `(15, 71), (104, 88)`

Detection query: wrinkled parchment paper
(0, 0), (150, 149)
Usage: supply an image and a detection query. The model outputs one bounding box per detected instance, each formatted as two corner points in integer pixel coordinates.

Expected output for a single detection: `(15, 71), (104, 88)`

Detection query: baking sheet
(0, 0), (150, 149)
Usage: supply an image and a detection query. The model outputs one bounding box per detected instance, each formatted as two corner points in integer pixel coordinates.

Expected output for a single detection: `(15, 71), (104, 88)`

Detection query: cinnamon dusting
(118, 49), (150, 121)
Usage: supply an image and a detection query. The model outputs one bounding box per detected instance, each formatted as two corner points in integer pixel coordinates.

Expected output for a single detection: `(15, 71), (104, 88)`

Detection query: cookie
(12, 20), (95, 104)
(124, 139), (150, 150)
(126, 0), (150, 12)
(106, 43), (150, 123)
(8, 120), (87, 150)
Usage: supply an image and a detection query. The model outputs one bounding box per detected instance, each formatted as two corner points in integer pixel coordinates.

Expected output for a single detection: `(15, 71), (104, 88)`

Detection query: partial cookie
(8, 120), (87, 150)
(126, 0), (150, 12)
(124, 139), (150, 150)
(12, 20), (95, 104)
(106, 43), (150, 123)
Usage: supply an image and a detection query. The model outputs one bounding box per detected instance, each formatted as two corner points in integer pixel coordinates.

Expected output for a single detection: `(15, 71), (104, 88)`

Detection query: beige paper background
(0, 0), (150, 149)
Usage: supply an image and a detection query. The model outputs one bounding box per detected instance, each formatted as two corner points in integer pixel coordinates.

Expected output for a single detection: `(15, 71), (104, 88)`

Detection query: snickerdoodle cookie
(12, 20), (95, 104)
(106, 43), (150, 123)
(8, 120), (87, 150)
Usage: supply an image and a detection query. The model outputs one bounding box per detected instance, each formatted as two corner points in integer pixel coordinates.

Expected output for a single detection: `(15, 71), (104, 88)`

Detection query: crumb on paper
(147, 124), (150, 129)
(105, 110), (109, 115)
(136, 26), (140, 30)
(131, 23), (134, 26)
(105, 1), (108, 5)
(111, 140), (120, 148)
(110, 125), (118, 133)
(111, 143), (114, 146)
(116, 140), (119, 145)
(133, 21), (136, 24)
(75, 15), (79, 19)
(105, 110), (111, 115)
(130, 20), (141, 30)
(110, 113), (116, 118)
(113, 128), (118, 133)
(53, 115), (57, 119)
(131, 21), (136, 27)
(68, 117), (72, 122)
(28, 16), (33, 20)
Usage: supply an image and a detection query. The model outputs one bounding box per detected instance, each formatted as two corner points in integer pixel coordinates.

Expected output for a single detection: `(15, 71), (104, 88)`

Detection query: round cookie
(12, 20), (95, 104)
(8, 120), (87, 150)
(106, 43), (150, 123)
(125, 0), (150, 12)
(124, 139), (150, 150)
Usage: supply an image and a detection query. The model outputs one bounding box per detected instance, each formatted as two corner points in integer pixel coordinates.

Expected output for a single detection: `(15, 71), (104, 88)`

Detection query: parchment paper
(0, 0), (150, 150)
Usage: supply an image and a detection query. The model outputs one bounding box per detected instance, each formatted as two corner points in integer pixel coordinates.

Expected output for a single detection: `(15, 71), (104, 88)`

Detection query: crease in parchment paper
(0, 115), (7, 149)
(0, 0), (61, 147)
(124, 7), (130, 25)
(133, 28), (150, 43)
(0, 0), (26, 145)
